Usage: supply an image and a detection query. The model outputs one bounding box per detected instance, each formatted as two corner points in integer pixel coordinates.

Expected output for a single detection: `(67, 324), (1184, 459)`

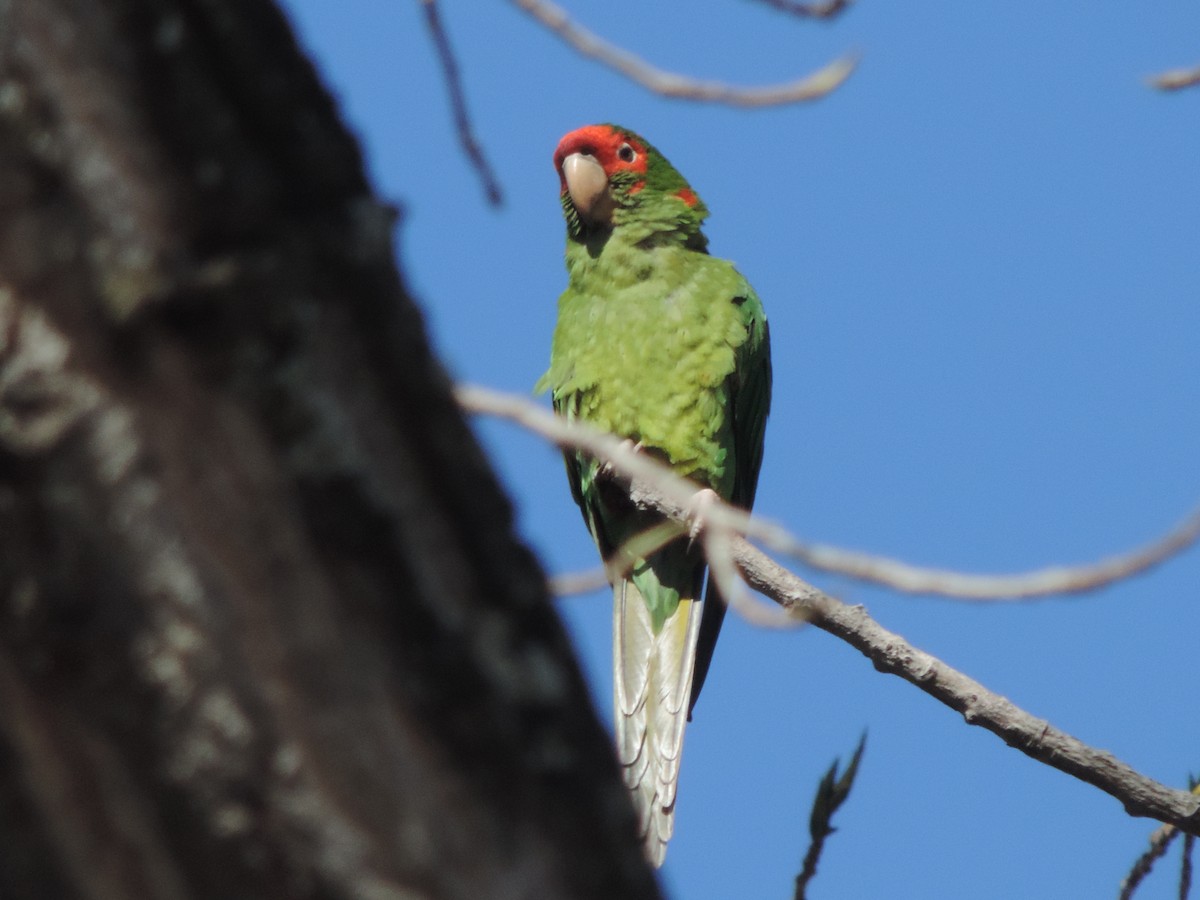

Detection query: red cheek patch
(629, 181), (646, 195)
(675, 188), (698, 207)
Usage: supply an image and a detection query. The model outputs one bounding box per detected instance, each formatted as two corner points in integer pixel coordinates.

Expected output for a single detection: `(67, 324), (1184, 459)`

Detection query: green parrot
(536, 124), (771, 866)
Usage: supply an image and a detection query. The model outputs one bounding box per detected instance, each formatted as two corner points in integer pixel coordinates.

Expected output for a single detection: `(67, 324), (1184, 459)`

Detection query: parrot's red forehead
(553, 125), (648, 190)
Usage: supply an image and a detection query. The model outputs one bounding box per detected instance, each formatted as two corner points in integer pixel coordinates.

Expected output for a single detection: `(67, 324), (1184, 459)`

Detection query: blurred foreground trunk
(0, 1), (658, 897)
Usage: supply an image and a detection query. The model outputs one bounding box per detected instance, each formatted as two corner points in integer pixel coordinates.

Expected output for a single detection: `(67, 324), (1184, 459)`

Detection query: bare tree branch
(737, 542), (1200, 839)
(548, 567), (611, 596)
(508, 0), (857, 107)
(457, 384), (1200, 601)
(419, 0), (503, 205)
(457, 384), (1200, 837)
(752, 0), (852, 21)
(786, 510), (1200, 600)
(551, 513), (794, 629)
(1119, 780), (1200, 898)
(1148, 63), (1200, 91)
(1119, 822), (1179, 899)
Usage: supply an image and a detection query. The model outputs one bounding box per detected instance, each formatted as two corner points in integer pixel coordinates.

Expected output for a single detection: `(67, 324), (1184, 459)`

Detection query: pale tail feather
(614, 578), (704, 867)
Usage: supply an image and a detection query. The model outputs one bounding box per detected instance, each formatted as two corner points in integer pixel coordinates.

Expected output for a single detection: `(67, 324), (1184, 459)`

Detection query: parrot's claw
(685, 488), (720, 549)
(601, 438), (644, 478)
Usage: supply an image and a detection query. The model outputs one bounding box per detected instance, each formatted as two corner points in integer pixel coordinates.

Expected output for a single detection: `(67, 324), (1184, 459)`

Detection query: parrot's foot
(601, 438), (644, 479)
(685, 487), (720, 548)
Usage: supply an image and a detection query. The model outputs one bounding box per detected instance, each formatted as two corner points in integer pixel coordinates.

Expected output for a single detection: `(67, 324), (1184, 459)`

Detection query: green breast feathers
(540, 246), (763, 496)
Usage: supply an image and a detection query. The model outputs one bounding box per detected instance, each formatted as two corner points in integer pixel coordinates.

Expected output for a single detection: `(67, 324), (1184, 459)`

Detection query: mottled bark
(0, 1), (658, 898)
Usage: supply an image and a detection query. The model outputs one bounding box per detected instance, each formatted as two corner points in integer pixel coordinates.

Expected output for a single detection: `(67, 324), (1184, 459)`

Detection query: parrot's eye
(617, 143), (637, 163)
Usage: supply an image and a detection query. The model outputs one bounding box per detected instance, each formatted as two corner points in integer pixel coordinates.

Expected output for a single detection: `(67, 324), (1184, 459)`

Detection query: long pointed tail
(614, 577), (704, 867)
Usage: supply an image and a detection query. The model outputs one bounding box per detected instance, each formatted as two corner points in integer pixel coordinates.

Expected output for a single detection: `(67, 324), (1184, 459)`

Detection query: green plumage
(544, 247), (766, 625)
(538, 124), (770, 865)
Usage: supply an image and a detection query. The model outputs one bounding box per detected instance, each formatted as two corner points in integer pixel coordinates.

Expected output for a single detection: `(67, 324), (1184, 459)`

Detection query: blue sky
(279, 2), (1200, 896)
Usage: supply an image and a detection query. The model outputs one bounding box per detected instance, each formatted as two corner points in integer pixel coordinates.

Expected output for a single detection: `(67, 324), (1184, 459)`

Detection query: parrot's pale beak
(562, 152), (615, 225)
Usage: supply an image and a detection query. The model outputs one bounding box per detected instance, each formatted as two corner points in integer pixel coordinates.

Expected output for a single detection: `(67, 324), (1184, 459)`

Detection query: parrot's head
(554, 124), (709, 245)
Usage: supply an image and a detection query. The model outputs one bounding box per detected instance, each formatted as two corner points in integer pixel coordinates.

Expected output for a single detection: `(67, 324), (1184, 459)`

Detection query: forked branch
(457, 383), (1200, 838)
(457, 384), (1200, 601)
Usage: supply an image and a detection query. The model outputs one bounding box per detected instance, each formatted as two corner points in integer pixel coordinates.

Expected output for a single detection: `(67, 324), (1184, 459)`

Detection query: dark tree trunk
(0, 1), (659, 897)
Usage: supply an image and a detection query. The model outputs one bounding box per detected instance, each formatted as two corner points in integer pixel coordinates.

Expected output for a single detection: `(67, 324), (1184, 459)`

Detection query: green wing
(689, 282), (772, 713)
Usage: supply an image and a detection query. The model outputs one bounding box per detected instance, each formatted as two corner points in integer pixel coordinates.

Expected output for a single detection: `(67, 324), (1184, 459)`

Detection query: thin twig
(1120, 823), (1181, 899)
(1181, 833), (1194, 900)
(752, 0), (852, 20)
(548, 567), (610, 596)
(550, 555), (786, 629)
(456, 384), (1200, 601)
(508, 0), (857, 107)
(552, 520), (683, 597)
(1119, 780), (1200, 898)
(782, 512), (1200, 600)
(1148, 64), (1200, 92)
(795, 733), (866, 900)
(705, 524), (796, 629)
(419, 0), (503, 206)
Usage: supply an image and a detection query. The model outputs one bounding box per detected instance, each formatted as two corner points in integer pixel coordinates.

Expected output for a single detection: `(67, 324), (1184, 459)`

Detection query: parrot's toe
(685, 487), (720, 549)
(600, 437), (644, 479)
